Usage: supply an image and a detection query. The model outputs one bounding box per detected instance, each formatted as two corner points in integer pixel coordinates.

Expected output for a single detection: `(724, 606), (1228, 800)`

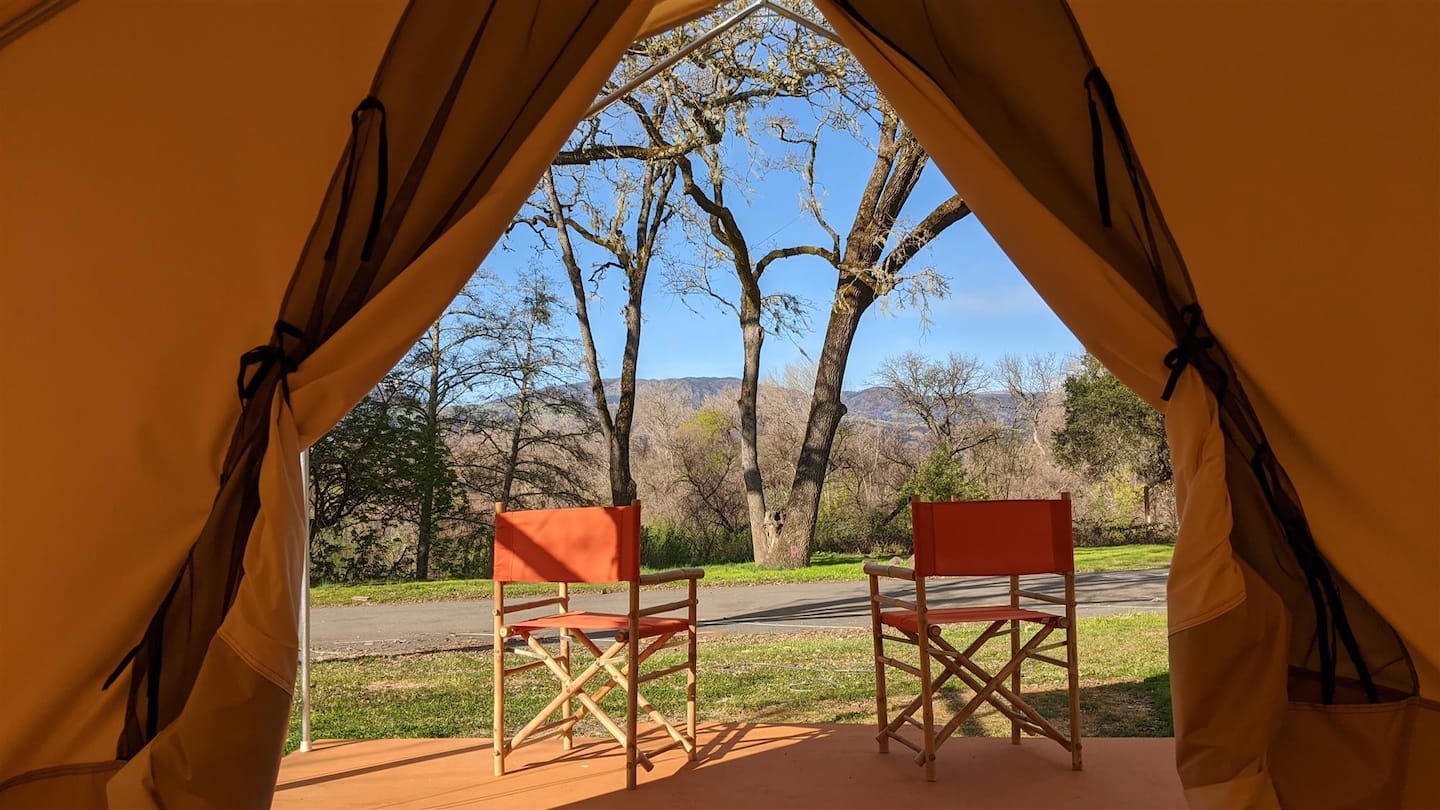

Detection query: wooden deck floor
(274, 724), (1183, 809)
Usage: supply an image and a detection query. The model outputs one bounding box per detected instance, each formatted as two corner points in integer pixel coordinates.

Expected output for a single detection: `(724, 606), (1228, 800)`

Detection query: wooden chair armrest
(638, 567), (705, 586)
(637, 598), (695, 617)
(863, 561), (916, 581)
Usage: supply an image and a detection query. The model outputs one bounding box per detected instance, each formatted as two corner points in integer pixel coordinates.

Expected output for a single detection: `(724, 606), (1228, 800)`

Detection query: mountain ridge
(563, 376), (1010, 425)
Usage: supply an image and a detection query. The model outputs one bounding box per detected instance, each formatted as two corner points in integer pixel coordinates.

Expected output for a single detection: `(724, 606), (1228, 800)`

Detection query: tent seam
(1168, 590), (1247, 638)
(216, 625), (295, 696)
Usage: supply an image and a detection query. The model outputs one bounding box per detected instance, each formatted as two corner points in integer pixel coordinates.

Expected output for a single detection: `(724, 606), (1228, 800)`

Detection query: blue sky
(483, 88), (1081, 392)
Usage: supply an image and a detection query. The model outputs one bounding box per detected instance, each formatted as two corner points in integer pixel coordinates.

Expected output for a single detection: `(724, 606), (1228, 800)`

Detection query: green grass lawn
(286, 613), (1170, 753)
(310, 545), (1173, 607)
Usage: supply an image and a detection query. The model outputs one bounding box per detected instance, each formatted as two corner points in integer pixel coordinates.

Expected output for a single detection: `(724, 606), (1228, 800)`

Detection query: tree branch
(879, 195), (972, 278)
(755, 244), (837, 277)
(542, 169), (615, 441)
(773, 122), (842, 258)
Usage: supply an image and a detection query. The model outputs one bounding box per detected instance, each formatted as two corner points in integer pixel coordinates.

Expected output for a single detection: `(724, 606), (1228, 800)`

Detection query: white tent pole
(299, 448), (313, 753)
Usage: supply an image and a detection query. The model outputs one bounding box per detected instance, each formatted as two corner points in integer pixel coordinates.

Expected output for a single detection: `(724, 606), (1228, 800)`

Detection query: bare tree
(650, 15), (968, 566)
(515, 9), (845, 530)
(452, 271), (597, 514)
(517, 6), (970, 565)
(515, 154), (678, 506)
(816, 417), (917, 550)
(518, 15), (803, 508)
(668, 405), (746, 535)
(997, 352), (1065, 453)
(389, 277), (507, 579)
(875, 352), (998, 459)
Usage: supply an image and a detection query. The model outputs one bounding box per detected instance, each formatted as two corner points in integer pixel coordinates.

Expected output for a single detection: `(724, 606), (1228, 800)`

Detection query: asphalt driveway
(307, 567), (1168, 658)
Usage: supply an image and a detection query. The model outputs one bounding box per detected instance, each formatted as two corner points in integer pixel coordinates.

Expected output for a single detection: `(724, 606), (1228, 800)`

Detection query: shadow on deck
(274, 723), (1182, 809)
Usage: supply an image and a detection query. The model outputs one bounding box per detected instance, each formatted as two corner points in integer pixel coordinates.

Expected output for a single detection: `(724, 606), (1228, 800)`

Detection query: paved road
(308, 568), (1168, 658)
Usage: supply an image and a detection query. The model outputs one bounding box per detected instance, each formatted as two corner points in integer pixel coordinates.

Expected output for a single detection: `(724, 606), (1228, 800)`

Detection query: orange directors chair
(491, 501), (702, 789)
(866, 494), (1081, 780)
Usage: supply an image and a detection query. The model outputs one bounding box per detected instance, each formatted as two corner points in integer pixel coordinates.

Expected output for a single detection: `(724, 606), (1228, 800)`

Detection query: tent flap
(814, 0), (1432, 805)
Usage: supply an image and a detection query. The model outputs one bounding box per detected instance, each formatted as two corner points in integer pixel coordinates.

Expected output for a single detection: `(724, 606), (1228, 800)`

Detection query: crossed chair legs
(493, 626), (698, 789)
(873, 616), (1082, 780)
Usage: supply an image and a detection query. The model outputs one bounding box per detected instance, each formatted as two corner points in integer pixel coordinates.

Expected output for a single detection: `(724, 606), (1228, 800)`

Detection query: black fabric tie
(1084, 68), (1112, 228)
(1084, 67), (1137, 231)
(237, 320), (306, 402)
(324, 95), (389, 265)
(1160, 304), (1214, 401)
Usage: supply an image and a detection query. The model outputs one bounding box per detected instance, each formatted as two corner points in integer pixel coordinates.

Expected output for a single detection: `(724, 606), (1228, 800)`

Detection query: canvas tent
(1, 1), (1435, 807)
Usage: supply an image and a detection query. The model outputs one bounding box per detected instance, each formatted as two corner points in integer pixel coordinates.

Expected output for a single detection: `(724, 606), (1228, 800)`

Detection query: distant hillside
(557, 376), (1010, 427)
(460, 376), (1015, 436)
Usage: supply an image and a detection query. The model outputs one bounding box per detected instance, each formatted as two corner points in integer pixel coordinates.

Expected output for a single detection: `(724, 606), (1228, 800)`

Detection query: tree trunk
(416, 491), (433, 581)
(608, 280), (644, 507)
(499, 371), (530, 513)
(772, 277), (876, 568)
(416, 324), (444, 580)
(735, 293), (786, 565)
(607, 436), (637, 506)
(545, 170), (643, 508)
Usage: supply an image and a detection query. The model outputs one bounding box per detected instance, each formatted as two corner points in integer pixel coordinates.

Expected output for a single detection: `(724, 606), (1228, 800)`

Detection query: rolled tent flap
(814, 0), (1432, 806)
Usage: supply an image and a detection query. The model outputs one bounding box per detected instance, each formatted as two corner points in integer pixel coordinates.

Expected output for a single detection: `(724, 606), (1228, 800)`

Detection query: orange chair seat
(506, 611), (688, 638)
(881, 605), (1060, 635)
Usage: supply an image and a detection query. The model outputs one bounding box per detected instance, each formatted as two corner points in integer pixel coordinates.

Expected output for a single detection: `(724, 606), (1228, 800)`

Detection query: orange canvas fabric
(506, 611), (687, 638)
(881, 606), (1059, 636)
(815, 2), (1439, 806)
(494, 504), (642, 584)
(1067, 0), (1440, 697)
(0, 1), (653, 806)
(0, 1), (404, 799)
(639, 0), (718, 38)
(911, 499), (1074, 578)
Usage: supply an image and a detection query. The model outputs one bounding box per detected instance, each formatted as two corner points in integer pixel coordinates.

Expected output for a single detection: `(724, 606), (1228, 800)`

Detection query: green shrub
(1073, 521), (1176, 547)
(903, 448), (988, 503)
(640, 521), (752, 568)
(431, 522), (492, 580)
(813, 492), (911, 556)
(308, 526), (414, 585)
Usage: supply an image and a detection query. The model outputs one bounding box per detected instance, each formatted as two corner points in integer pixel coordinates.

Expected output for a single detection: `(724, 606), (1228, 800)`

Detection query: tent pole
(299, 448), (313, 753)
(589, 0), (761, 118)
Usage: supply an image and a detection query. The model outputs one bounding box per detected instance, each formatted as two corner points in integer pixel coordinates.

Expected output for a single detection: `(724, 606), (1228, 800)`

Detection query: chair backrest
(493, 503), (641, 584)
(910, 496), (1074, 577)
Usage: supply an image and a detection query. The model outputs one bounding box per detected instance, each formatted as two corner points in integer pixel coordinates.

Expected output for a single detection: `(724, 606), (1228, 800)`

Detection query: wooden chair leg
(626, 583), (640, 790)
(868, 574), (889, 754)
(923, 624), (1056, 761)
(519, 634), (640, 756)
(493, 583), (505, 777)
(559, 583), (572, 752)
(1066, 572), (1083, 770)
(1010, 574), (1021, 746)
(687, 577), (698, 762)
(915, 579), (937, 781)
(929, 630), (1069, 751)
